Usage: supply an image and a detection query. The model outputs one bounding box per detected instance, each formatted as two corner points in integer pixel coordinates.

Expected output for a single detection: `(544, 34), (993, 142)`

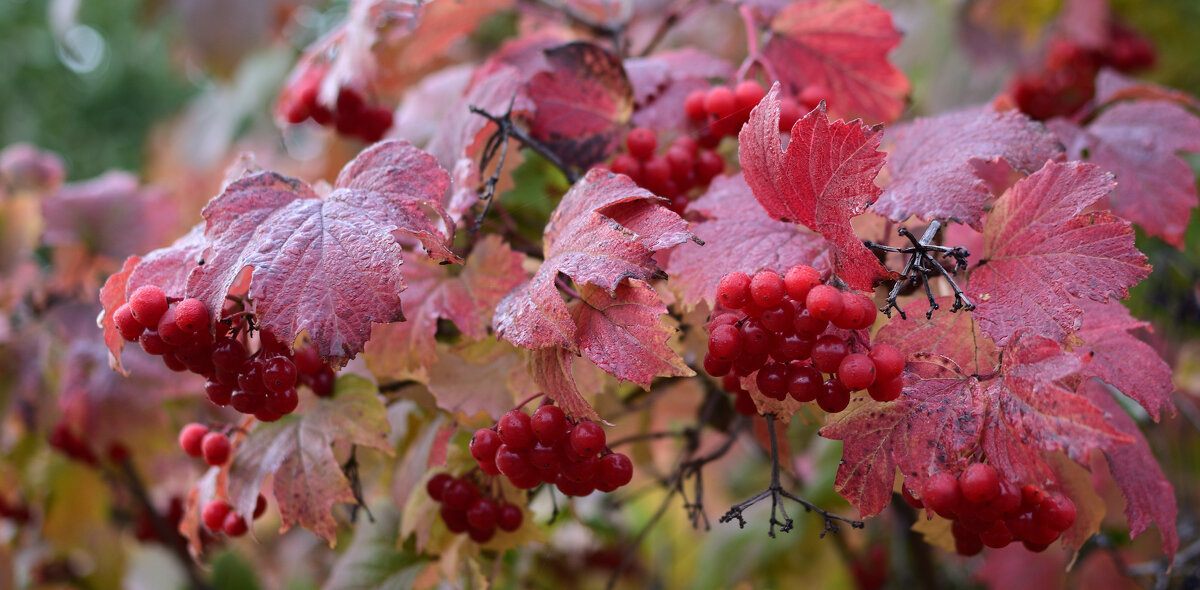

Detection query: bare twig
(865, 220), (975, 319)
(717, 414), (864, 537)
(115, 458), (213, 590)
(342, 446), (374, 524)
(469, 104), (579, 186)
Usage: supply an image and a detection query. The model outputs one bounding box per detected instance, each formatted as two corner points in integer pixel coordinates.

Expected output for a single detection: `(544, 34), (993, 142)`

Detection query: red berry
(784, 265), (822, 301)
(867, 374), (903, 402)
(179, 423), (209, 458)
(749, 270), (785, 308)
(717, 272), (751, 309)
(426, 473), (454, 501)
(442, 478), (479, 511)
(254, 494), (267, 519)
(696, 150), (724, 182)
(952, 520), (984, 556)
(230, 389), (266, 414)
(793, 308), (829, 339)
(1036, 493), (1076, 532)
(466, 497), (498, 531)
(805, 284), (844, 322)
(734, 80), (766, 112)
(201, 432), (231, 466)
(470, 428), (502, 463)
(772, 333), (814, 363)
(739, 319), (772, 357)
(756, 361), (790, 400)
(265, 387), (299, 415)
(498, 410), (534, 450)
(570, 421), (606, 456)
(902, 484), (923, 509)
(868, 343), (905, 381)
(817, 378), (850, 412)
(837, 353), (876, 390)
(440, 504), (469, 533)
(798, 85), (829, 111)
(211, 339), (247, 371)
(665, 147), (694, 183)
(597, 452), (633, 490)
(787, 363), (823, 402)
(733, 389), (758, 415)
(262, 357), (298, 393)
(979, 520), (1014, 548)
(811, 335), (849, 373)
(959, 463), (1000, 504)
(156, 308), (188, 346)
(495, 444), (534, 479)
(128, 285), (168, 328)
(778, 97), (801, 132)
(833, 291), (877, 330)
(642, 156), (671, 192)
(497, 503), (523, 532)
(684, 89), (708, 122)
(293, 345), (322, 375)
(708, 324), (743, 361)
(625, 127), (657, 160)
(114, 304), (145, 342)
(705, 87), (737, 120)
(531, 405), (568, 445)
(205, 380), (233, 407)
(174, 298), (209, 333)
(923, 472), (962, 518)
(202, 500), (231, 532)
(703, 352), (732, 377)
(223, 511), (248, 536)
(610, 153), (642, 182)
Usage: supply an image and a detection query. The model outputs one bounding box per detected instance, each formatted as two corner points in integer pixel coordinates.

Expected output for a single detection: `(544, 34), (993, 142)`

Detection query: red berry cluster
(112, 285), (336, 422)
(903, 464), (1077, 555)
(683, 80), (828, 138)
(278, 62), (393, 142)
(705, 266), (905, 414)
(1011, 27), (1155, 121)
(469, 405), (634, 497)
(199, 494), (268, 538)
(178, 423), (232, 467)
(609, 129), (725, 214)
(425, 473), (524, 543)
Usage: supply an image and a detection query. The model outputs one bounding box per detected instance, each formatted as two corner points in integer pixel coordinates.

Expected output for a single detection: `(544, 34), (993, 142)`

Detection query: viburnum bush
(3, 0), (1200, 588)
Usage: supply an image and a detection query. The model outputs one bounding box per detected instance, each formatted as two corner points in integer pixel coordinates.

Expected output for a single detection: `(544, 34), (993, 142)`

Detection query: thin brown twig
(115, 458), (213, 590)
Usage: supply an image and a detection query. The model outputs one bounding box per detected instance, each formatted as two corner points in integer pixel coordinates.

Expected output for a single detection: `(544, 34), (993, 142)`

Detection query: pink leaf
(625, 49), (733, 131)
(41, 171), (179, 260)
(967, 160), (1150, 345)
(762, 0), (909, 123)
(875, 296), (999, 376)
(874, 108), (1063, 228)
(571, 282), (692, 388)
(187, 140), (455, 366)
(528, 347), (599, 422)
(1049, 101), (1200, 247)
(99, 256), (140, 374)
(1072, 298), (1174, 420)
(738, 84), (887, 290)
(660, 173), (834, 310)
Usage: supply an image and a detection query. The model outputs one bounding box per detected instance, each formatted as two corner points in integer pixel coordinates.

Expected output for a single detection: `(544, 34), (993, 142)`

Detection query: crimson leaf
(660, 172), (834, 311)
(625, 49), (733, 131)
(738, 83), (887, 291)
(1048, 100), (1200, 248)
(873, 108), (1063, 228)
(1071, 297), (1174, 420)
(186, 140), (456, 366)
(967, 160), (1150, 345)
(761, 0), (909, 123)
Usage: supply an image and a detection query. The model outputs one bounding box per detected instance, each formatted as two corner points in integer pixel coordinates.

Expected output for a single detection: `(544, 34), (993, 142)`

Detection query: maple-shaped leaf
(660, 173), (834, 310)
(738, 83), (887, 291)
(493, 169), (695, 418)
(226, 375), (391, 546)
(1080, 380), (1179, 560)
(967, 160), (1150, 345)
(822, 332), (1130, 518)
(526, 42), (634, 169)
(872, 108), (1063, 228)
(624, 49), (733, 131)
(364, 235), (526, 381)
(1071, 298), (1174, 420)
(426, 340), (537, 420)
(187, 140), (456, 366)
(874, 296), (998, 375)
(1048, 101), (1200, 247)
(761, 0), (909, 123)
(41, 171), (179, 260)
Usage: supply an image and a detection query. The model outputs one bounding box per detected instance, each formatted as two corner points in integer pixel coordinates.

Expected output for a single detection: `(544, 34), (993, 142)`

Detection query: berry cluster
(278, 62), (393, 142)
(425, 473), (524, 543)
(1011, 27), (1155, 121)
(199, 494), (268, 538)
(903, 463), (1077, 554)
(112, 285), (336, 422)
(609, 129), (725, 214)
(178, 423), (232, 467)
(684, 80), (827, 138)
(469, 405), (633, 497)
(704, 266), (905, 414)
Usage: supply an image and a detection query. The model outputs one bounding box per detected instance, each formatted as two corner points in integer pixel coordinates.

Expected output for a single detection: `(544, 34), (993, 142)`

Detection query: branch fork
(864, 220), (975, 320)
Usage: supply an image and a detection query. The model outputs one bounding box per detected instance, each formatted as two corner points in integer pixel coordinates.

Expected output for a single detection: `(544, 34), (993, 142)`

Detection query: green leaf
(324, 506), (429, 590)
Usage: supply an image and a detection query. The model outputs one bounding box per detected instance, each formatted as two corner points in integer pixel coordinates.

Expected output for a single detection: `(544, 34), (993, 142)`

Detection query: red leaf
(128, 224), (207, 299)
(738, 84), (887, 290)
(967, 160), (1150, 345)
(1049, 101), (1200, 247)
(99, 256), (140, 374)
(875, 296), (998, 375)
(226, 375), (391, 546)
(41, 171), (179, 260)
(571, 282), (692, 388)
(1080, 380), (1179, 560)
(526, 42), (634, 169)
(495, 169), (696, 418)
(660, 173), (834, 310)
(1094, 68), (1200, 111)
(1071, 298), (1174, 420)
(364, 235), (526, 380)
(762, 0), (909, 123)
(625, 49), (733, 131)
(187, 140), (455, 366)
(873, 108), (1063, 228)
